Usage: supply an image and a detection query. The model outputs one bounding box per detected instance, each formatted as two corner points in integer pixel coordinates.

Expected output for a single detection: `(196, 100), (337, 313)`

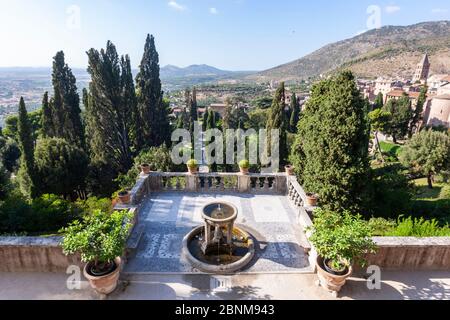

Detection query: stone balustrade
(128, 172), (289, 205)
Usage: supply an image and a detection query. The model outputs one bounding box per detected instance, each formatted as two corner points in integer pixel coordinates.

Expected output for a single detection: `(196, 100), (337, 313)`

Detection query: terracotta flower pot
(83, 257), (122, 295)
(285, 165), (295, 176)
(316, 256), (352, 295)
(118, 191), (131, 205)
(140, 164), (151, 175)
(240, 167), (249, 175)
(187, 166), (198, 175)
(305, 193), (318, 207)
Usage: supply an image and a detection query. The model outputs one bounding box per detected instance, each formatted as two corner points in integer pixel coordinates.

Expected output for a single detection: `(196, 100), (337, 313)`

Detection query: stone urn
(315, 256), (352, 297)
(83, 257), (122, 295)
(118, 191), (131, 205)
(285, 165), (295, 176)
(305, 193), (318, 207)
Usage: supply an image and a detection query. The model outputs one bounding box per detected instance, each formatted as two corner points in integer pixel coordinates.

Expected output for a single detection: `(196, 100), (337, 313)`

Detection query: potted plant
(140, 163), (152, 175)
(307, 209), (376, 296)
(118, 189), (131, 204)
(285, 165), (295, 176)
(305, 192), (319, 207)
(61, 209), (133, 295)
(187, 159), (199, 174)
(239, 159), (250, 175)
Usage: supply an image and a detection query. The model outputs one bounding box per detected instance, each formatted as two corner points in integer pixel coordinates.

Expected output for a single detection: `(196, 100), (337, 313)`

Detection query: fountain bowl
(182, 201), (255, 274)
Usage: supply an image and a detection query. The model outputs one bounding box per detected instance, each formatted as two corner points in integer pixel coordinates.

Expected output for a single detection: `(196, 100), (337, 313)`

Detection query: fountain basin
(182, 226), (255, 274)
(182, 201), (255, 274)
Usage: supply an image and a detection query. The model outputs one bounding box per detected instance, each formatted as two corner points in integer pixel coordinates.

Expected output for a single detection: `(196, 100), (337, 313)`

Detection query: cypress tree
(291, 71), (370, 213)
(409, 86), (427, 137)
(136, 34), (170, 149)
(17, 97), (36, 198)
(41, 92), (53, 138)
(289, 93), (300, 133)
(86, 41), (134, 175)
(267, 82), (288, 167)
(51, 51), (84, 148)
(374, 92), (384, 110)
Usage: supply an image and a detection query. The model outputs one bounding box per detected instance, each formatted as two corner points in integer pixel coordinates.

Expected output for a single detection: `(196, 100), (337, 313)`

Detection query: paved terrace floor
(124, 192), (311, 274)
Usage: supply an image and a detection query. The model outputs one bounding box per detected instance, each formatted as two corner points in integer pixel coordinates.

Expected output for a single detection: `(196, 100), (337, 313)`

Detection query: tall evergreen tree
(40, 92), (53, 138)
(17, 97), (36, 198)
(383, 94), (413, 143)
(86, 41), (134, 175)
(290, 71), (370, 213)
(206, 109), (216, 130)
(374, 92), (384, 110)
(409, 86), (427, 137)
(267, 82), (288, 167)
(289, 93), (300, 133)
(135, 34), (170, 149)
(50, 51), (85, 148)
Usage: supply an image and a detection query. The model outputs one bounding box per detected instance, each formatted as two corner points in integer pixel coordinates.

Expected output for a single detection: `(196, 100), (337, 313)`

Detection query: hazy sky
(0, 0), (449, 70)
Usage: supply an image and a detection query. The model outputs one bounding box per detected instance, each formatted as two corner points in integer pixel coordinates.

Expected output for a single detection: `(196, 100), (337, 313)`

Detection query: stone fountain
(182, 202), (255, 274)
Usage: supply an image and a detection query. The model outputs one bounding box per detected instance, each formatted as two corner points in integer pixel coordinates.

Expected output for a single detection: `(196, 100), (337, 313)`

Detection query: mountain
(161, 64), (231, 78)
(160, 64), (256, 90)
(249, 21), (450, 82)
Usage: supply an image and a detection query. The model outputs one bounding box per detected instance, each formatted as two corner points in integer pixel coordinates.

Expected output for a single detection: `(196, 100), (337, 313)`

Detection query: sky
(0, 0), (449, 71)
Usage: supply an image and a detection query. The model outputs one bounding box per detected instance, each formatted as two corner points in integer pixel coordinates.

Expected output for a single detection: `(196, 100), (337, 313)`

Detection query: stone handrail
(129, 172), (289, 205)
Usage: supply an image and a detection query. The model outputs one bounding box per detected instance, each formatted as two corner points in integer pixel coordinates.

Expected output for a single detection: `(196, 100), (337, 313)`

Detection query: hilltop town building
(413, 54), (431, 84)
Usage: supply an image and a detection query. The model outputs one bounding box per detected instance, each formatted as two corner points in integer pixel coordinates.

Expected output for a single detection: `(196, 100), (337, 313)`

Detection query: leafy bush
(368, 217), (396, 236)
(308, 209), (376, 270)
(239, 159), (250, 169)
(0, 193), (82, 235)
(61, 210), (133, 267)
(117, 145), (177, 190)
(368, 216), (450, 237)
(187, 159), (198, 169)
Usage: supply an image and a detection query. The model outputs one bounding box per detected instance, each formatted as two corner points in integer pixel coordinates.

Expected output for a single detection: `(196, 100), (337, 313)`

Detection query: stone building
(412, 54), (431, 84)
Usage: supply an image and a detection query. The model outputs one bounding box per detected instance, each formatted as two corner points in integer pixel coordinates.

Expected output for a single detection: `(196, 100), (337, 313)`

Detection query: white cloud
(210, 7), (219, 15)
(385, 5), (401, 14)
(168, 1), (186, 11)
(431, 8), (448, 14)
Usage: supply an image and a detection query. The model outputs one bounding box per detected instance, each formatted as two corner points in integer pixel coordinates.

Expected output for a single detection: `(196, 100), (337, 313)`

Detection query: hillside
(249, 21), (450, 82)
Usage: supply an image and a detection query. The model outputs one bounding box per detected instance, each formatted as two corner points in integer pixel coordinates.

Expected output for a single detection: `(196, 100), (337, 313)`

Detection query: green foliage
(373, 92), (384, 110)
(34, 138), (88, 198)
(3, 109), (42, 141)
(308, 209), (376, 269)
(187, 159), (198, 169)
(291, 71), (371, 213)
(239, 159), (250, 169)
(61, 209), (133, 265)
(267, 82), (288, 167)
(252, 96), (273, 109)
(86, 42), (135, 175)
(247, 108), (269, 130)
(366, 164), (413, 219)
(289, 93), (300, 133)
(367, 217), (397, 236)
(0, 138), (20, 172)
(383, 95), (413, 142)
(400, 130), (450, 187)
(0, 162), (11, 200)
(0, 193), (83, 235)
(369, 109), (392, 133)
(50, 51), (85, 148)
(384, 216), (450, 237)
(136, 34), (171, 149)
(17, 97), (37, 198)
(117, 145), (177, 190)
(409, 86), (427, 137)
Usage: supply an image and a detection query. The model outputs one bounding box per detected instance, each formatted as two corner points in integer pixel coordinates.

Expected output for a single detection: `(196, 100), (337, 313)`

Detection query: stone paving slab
(124, 193), (312, 274)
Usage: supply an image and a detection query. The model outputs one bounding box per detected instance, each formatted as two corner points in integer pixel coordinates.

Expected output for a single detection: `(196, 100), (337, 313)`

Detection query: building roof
(386, 90), (422, 99)
(420, 53), (430, 66)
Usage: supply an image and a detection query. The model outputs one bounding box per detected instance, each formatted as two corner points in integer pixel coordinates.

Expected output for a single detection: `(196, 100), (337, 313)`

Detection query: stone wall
(0, 237), (82, 272)
(365, 237), (450, 271)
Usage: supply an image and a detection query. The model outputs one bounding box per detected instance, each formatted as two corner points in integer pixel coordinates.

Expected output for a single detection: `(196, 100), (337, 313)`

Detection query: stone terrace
(124, 192), (311, 274)
(117, 172), (317, 276)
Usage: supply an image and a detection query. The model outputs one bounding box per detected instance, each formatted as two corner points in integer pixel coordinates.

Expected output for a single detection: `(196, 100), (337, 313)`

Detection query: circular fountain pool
(182, 202), (255, 274)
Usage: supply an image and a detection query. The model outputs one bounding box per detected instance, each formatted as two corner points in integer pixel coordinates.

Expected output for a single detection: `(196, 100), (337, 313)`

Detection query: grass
(379, 141), (403, 159)
(413, 178), (449, 201)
